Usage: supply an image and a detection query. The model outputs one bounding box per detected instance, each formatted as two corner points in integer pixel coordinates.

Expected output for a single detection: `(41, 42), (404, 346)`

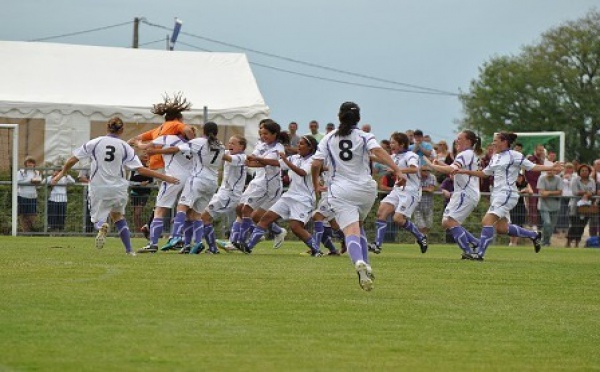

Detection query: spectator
(566, 164), (596, 247)
(513, 142), (523, 153)
(434, 140), (454, 183)
(537, 169), (563, 246)
(77, 164), (95, 233)
(17, 156), (42, 232)
(509, 172), (533, 246)
(44, 168), (75, 231)
(557, 162), (576, 234)
(409, 129), (433, 166)
(405, 129), (415, 145)
(361, 123), (371, 133)
(286, 121), (300, 155)
(325, 122), (335, 134)
(129, 153), (154, 234)
(413, 167), (437, 237)
(524, 144), (546, 228)
(588, 158), (600, 237)
(305, 120), (325, 143)
(372, 139), (392, 175)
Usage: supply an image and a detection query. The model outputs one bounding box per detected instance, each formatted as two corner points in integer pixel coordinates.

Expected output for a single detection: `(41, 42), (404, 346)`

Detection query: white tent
(0, 41), (269, 164)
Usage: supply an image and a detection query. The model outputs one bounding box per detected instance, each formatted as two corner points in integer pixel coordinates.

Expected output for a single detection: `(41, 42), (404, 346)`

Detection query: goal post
(0, 124), (19, 236)
(495, 131), (566, 162)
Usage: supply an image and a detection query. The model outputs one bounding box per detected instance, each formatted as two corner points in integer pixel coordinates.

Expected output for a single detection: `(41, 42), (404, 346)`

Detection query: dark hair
(107, 117), (124, 133)
(578, 164), (592, 176)
(152, 92), (192, 121)
(414, 129), (424, 136)
(514, 142), (523, 148)
(262, 120), (289, 144)
(380, 139), (390, 146)
(390, 132), (410, 150)
(232, 134), (247, 150)
(337, 101), (360, 136)
(497, 132), (517, 146)
(278, 131), (291, 146)
(462, 130), (483, 156)
(203, 122), (222, 149)
(301, 135), (318, 155)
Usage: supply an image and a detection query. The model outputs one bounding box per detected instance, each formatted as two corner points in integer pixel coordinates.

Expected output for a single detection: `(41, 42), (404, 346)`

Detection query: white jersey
(152, 135), (191, 179)
(219, 151), (247, 198)
(45, 175), (75, 202)
(483, 149), (535, 193)
(280, 154), (315, 203)
(392, 150), (420, 194)
(451, 149), (480, 196)
(178, 137), (225, 183)
(313, 128), (380, 191)
(73, 135), (143, 197)
(252, 140), (265, 180)
(249, 140), (284, 190)
(17, 168), (41, 198)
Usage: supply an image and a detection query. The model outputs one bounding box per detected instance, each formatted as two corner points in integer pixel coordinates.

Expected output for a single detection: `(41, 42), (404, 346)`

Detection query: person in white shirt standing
(311, 102), (405, 291)
(52, 117), (179, 255)
(17, 156), (42, 232)
(146, 122), (225, 254)
(457, 132), (563, 260)
(44, 168), (75, 231)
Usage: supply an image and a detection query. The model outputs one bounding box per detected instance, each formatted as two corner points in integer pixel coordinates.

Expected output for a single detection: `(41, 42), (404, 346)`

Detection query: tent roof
(0, 41), (268, 118)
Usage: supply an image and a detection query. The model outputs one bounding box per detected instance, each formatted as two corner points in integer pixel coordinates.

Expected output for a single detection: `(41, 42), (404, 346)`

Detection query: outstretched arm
(51, 156), (80, 185)
(371, 147), (405, 185)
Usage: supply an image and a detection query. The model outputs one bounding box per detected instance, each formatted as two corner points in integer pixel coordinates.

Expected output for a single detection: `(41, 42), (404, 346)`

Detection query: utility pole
(132, 17), (140, 48)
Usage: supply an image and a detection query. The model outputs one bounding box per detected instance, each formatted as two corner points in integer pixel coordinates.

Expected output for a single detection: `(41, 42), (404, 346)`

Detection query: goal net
(0, 124), (19, 236)
(512, 131), (566, 162)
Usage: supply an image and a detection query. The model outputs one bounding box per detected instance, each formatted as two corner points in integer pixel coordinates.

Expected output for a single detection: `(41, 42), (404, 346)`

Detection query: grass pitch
(0, 236), (598, 371)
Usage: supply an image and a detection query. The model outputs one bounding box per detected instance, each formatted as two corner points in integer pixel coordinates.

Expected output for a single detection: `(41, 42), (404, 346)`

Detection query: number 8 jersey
(313, 128), (380, 188)
(72, 135), (143, 197)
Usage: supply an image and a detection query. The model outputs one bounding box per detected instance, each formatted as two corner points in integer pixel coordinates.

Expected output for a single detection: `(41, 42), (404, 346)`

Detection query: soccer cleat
(472, 255), (484, 262)
(355, 260), (373, 291)
(137, 244), (158, 254)
(367, 242), (381, 254)
(190, 242), (205, 254)
(205, 249), (220, 255)
(340, 240), (347, 254)
(273, 228), (287, 249)
(126, 251), (137, 257)
(160, 237), (183, 251)
(327, 250), (341, 256)
(417, 235), (428, 254)
(240, 242), (252, 254)
(532, 231), (542, 253)
(311, 251), (324, 257)
(178, 245), (191, 254)
(366, 264), (375, 281)
(461, 253), (475, 260)
(217, 240), (237, 252)
(140, 224), (150, 240)
(95, 223), (109, 249)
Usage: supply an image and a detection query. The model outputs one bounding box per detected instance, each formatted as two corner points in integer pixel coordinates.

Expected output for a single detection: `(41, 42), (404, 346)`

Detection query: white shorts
(269, 195), (313, 224)
(312, 193), (336, 222)
(240, 182), (281, 211)
(328, 180), (377, 230)
(206, 190), (240, 218)
(178, 177), (218, 213)
(381, 189), (420, 218)
(443, 191), (480, 224)
(88, 191), (128, 224)
(488, 190), (518, 221)
(155, 178), (186, 209)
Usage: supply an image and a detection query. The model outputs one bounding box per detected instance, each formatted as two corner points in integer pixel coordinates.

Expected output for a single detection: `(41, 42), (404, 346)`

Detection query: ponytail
(337, 101), (360, 136)
(463, 130), (483, 156)
(203, 121), (222, 149)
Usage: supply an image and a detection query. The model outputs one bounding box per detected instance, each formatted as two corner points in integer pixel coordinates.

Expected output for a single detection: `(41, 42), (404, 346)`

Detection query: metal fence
(1, 171), (596, 248)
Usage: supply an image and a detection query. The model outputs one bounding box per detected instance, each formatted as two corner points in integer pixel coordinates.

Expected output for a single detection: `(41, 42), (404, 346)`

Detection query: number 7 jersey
(177, 137), (225, 182)
(313, 128), (380, 187)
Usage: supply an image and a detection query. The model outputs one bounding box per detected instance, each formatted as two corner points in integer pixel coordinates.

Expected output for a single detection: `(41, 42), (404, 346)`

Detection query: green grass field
(0, 236), (598, 371)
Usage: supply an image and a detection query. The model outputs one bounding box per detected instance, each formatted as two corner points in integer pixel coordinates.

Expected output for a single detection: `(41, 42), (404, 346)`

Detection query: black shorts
(18, 196), (37, 215)
(130, 194), (150, 207)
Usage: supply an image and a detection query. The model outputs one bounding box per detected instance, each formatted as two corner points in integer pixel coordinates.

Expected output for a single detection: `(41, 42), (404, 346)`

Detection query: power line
(177, 41), (454, 96)
(28, 21), (133, 42)
(141, 19), (458, 96)
(139, 38), (167, 47)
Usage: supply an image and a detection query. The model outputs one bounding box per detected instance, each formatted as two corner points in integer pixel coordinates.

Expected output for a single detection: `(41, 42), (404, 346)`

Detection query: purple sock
(478, 226), (495, 258)
(247, 226), (266, 249)
(230, 220), (241, 243)
(360, 228), (370, 264)
(270, 222), (283, 235)
(239, 217), (253, 242)
(193, 220), (204, 243)
(171, 211), (187, 238)
(375, 219), (387, 247)
(346, 235), (363, 264)
(115, 219), (132, 253)
(183, 220), (193, 245)
(149, 218), (164, 245)
(204, 223), (216, 251)
(94, 220), (105, 230)
(313, 221), (324, 250)
(450, 226), (473, 254)
(402, 220), (424, 240)
(304, 236), (319, 254)
(322, 226), (337, 252)
(463, 228), (480, 247)
(508, 224), (537, 239)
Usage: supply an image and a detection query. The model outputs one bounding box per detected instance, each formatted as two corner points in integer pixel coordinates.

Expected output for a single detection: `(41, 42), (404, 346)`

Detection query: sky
(3, 1), (598, 143)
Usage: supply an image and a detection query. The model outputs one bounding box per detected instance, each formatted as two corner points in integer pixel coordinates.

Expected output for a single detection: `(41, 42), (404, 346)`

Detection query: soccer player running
(368, 132), (427, 255)
(242, 135), (320, 255)
(423, 130), (482, 259)
(456, 132), (563, 260)
(51, 118), (179, 255)
(135, 132), (193, 253)
(311, 102), (405, 291)
(145, 122), (225, 255)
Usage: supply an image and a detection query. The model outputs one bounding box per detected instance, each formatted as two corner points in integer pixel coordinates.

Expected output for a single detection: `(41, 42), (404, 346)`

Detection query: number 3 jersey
(72, 135), (143, 198)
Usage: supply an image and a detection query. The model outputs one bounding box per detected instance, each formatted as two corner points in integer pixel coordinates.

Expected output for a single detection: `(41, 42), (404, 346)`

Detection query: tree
(459, 10), (600, 163)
